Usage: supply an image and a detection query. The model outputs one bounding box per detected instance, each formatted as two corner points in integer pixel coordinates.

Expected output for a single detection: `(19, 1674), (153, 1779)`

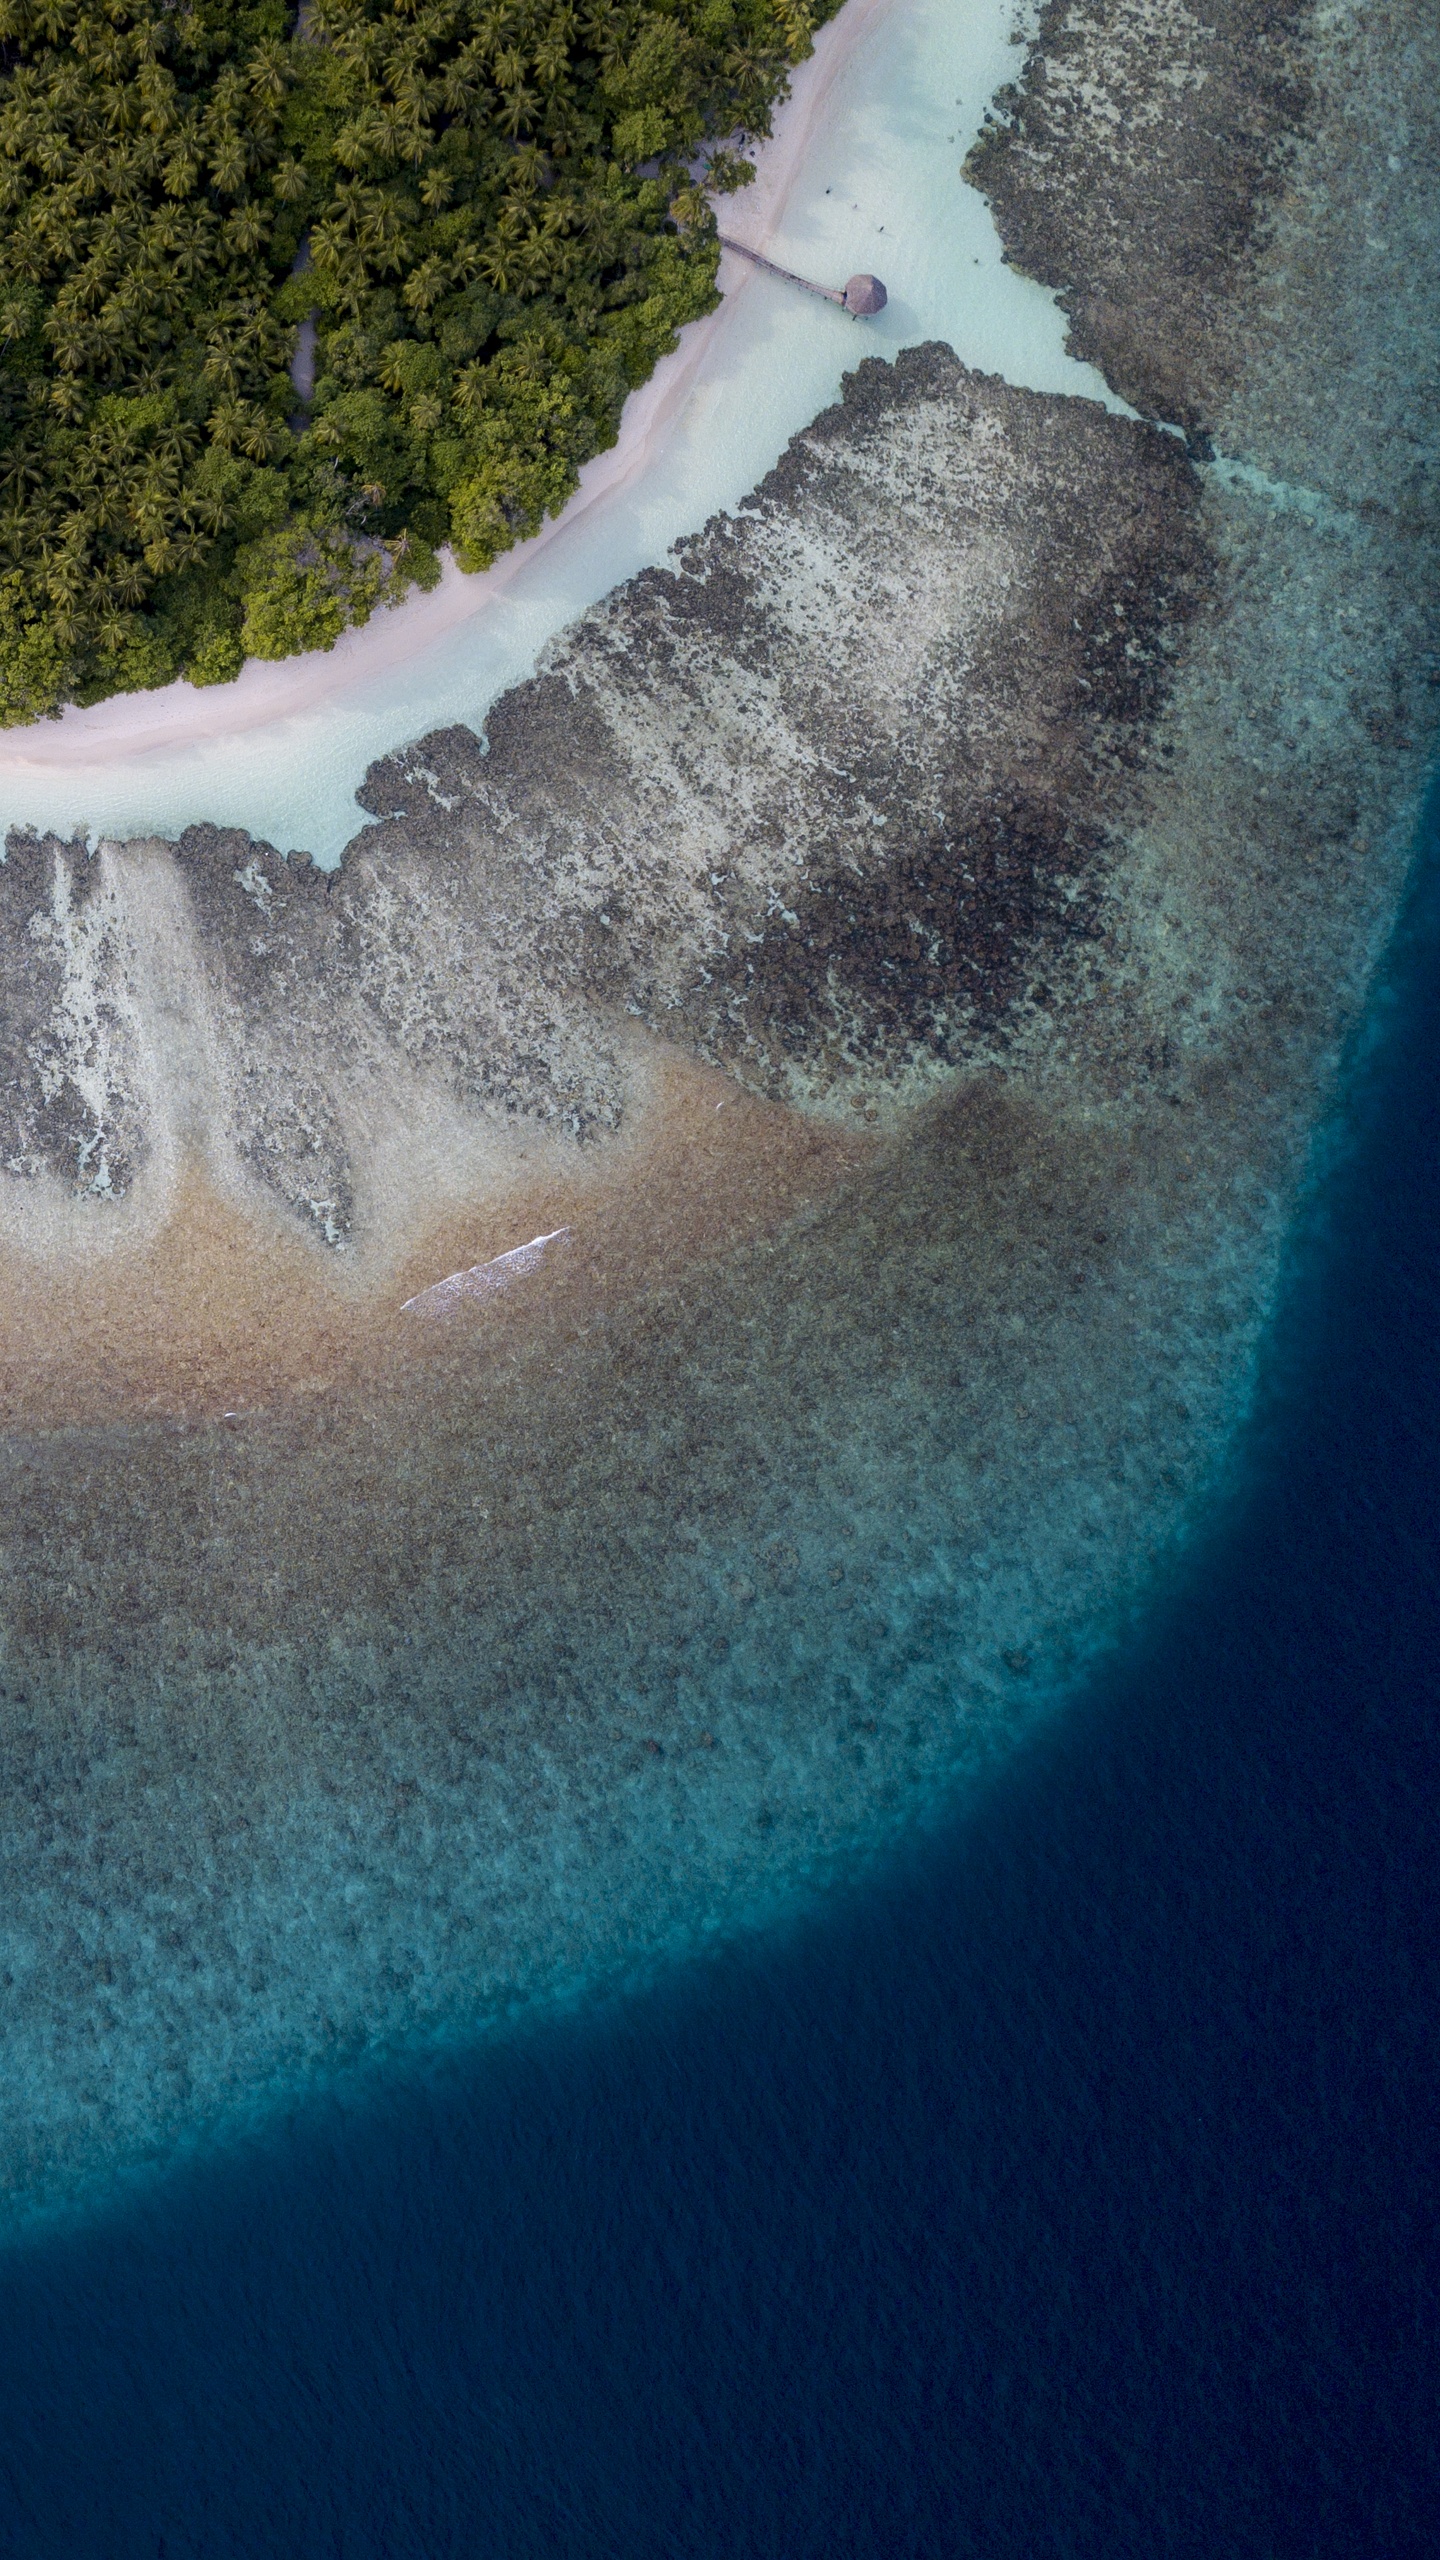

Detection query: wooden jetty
(717, 236), (888, 316)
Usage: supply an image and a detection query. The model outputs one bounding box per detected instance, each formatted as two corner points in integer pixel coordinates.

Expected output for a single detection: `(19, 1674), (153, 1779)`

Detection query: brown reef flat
(0, 1056), (869, 1432)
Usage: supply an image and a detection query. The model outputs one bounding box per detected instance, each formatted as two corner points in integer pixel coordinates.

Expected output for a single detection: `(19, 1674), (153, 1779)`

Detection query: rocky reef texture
(0, 0), (1437, 2231)
(1, 356), (1207, 1246)
(354, 366), (1207, 1120)
(0, 832), (147, 1200)
(966, 0), (1315, 435)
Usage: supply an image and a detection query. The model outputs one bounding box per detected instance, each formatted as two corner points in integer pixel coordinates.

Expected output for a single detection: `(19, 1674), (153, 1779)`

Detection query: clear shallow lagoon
(0, 794), (1435, 2558)
(0, 0), (1118, 862)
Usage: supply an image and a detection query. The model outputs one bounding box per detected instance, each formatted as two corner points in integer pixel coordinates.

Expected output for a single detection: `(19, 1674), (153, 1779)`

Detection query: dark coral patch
(690, 790), (1108, 1085)
(967, 0), (1315, 432)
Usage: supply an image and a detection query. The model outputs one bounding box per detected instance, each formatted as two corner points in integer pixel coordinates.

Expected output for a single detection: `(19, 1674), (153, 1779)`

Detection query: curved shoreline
(0, 0), (897, 776)
(0, 0), (1113, 860)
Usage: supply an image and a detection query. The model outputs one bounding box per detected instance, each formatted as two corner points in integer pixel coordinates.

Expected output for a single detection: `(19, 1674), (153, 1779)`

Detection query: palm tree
(248, 41), (290, 106)
(208, 130), (249, 196)
(227, 203), (270, 255)
(401, 253), (445, 312)
(479, 239), (518, 291)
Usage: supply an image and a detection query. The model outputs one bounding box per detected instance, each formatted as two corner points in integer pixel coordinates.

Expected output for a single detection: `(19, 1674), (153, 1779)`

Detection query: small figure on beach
(718, 236), (888, 318)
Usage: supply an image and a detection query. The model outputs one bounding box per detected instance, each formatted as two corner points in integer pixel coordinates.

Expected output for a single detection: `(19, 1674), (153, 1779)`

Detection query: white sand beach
(0, 0), (1115, 860)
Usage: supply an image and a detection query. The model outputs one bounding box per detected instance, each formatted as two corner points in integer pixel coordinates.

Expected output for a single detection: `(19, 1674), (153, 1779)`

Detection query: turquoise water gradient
(1, 809), (1437, 2560)
(0, 1070), (1240, 2235)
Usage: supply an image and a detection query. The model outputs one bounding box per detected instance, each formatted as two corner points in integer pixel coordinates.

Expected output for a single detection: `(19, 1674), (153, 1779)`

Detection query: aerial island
(0, 0), (1436, 2235)
(0, 0), (825, 720)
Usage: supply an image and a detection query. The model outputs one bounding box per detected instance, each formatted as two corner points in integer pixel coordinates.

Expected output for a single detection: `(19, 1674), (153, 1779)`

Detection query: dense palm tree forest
(0, 0), (831, 720)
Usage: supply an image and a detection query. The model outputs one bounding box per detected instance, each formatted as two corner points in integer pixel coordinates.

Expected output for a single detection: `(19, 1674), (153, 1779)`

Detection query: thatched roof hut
(842, 274), (888, 317)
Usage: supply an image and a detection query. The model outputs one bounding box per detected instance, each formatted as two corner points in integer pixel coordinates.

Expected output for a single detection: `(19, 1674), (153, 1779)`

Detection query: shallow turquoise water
(0, 802), (1435, 2560)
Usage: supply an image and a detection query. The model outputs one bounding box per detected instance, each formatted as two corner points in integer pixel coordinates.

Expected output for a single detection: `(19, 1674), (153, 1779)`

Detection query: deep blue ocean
(2, 802), (1437, 2557)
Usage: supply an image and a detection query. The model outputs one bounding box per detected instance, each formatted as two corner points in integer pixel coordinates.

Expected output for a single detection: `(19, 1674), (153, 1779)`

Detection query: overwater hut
(718, 238), (888, 318)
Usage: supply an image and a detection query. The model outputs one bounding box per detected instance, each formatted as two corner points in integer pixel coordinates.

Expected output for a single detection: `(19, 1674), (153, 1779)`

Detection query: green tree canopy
(0, 0), (831, 721)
